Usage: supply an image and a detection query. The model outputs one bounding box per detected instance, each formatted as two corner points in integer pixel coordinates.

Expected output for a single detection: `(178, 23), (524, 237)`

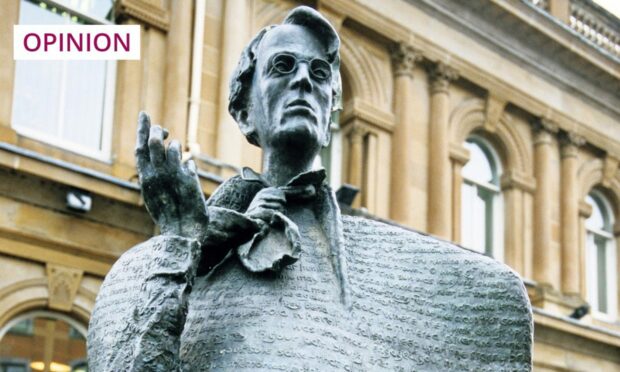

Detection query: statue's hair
(228, 6), (342, 146)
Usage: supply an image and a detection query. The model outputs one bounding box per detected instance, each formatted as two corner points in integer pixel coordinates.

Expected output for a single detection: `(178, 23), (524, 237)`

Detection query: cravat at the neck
(241, 167), (327, 202)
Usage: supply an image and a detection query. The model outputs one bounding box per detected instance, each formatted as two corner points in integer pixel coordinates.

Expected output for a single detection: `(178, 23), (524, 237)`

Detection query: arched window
(0, 310), (88, 372)
(585, 191), (618, 320)
(460, 137), (504, 259)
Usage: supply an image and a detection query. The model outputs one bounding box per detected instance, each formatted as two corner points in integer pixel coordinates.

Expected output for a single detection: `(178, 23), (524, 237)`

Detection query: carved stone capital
(449, 143), (470, 166)
(47, 263), (83, 312)
(347, 122), (369, 144)
(115, 0), (170, 31)
(390, 44), (423, 77)
(500, 170), (537, 193)
(428, 62), (459, 94)
(531, 118), (559, 145)
(579, 199), (593, 218)
(559, 131), (585, 158)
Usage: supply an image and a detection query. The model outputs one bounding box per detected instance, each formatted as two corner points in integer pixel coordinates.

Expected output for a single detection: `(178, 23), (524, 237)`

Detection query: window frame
(11, 0), (117, 162)
(460, 135), (504, 261)
(585, 191), (618, 322)
(0, 309), (88, 341)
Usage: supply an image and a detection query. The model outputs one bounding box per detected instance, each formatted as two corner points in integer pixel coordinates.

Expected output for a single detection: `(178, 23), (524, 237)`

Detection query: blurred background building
(0, 0), (619, 370)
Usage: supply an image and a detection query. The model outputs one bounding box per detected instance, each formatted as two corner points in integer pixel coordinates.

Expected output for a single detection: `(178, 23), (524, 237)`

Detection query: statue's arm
(87, 113), (260, 371)
(87, 235), (200, 371)
(87, 206), (259, 371)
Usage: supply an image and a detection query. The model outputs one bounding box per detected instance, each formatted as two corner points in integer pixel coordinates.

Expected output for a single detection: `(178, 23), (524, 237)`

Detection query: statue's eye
(310, 59), (331, 81)
(272, 54), (296, 74)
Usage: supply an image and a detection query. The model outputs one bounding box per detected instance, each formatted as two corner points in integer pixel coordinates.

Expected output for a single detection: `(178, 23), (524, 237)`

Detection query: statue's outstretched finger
(135, 111), (151, 173)
(149, 125), (166, 166)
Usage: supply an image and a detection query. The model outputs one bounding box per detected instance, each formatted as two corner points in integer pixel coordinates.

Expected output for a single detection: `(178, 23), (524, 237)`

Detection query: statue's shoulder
(342, 214), (526, 285)
(341, 214), (532, 366)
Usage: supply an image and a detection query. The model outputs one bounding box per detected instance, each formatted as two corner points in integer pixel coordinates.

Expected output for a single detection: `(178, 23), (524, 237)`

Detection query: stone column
(389, 44), (422, 225)
(347, 122), (368, 208)
(450, 145), (470, 244)
(532, 118), (559, 289)
(501, 171), (536, 276)
(163, 0), (192, 147)
(578, 200), (592, 298)
(427, 63), (458, 240)
(112, 1), (170, 179)
(0, 2), (20, 143)
(216, 0), (252, 175)
(560, 131), (585, 296)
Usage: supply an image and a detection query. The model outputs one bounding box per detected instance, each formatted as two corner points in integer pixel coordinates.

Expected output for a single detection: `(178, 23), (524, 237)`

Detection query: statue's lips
(284, 99), (315, 116)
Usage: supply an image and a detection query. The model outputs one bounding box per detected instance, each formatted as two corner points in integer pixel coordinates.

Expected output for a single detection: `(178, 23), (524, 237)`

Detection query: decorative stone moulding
(115, 0), (170, 32)
(484, 94), (507, 133)
(46, 263), (83, 312)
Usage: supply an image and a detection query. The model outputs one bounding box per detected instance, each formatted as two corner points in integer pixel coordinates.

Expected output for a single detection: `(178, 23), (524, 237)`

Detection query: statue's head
(228, 6), (341, 156)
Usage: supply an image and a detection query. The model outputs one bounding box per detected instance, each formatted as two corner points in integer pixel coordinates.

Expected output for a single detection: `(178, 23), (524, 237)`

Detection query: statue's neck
(262, 148), (317, 186)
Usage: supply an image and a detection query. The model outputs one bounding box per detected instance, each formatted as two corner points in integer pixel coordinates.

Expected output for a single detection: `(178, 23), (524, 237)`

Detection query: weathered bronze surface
(88, 6), (532, 371)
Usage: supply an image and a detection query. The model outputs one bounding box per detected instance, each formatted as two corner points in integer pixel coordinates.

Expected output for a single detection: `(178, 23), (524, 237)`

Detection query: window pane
(12, 0), (112, 157)
(462, 141), (494, 184)
(595, 235), (608, 313)
(461, 182), (487, 254)
(479, 187), (494, 255)
(20, 0), (72, 25)
(6, 320), (33, 336)
(55, 0), (114, 20)
(585, 195), (606, 231)
(61, 60), (108, 150)
(12, 61), (63, 137)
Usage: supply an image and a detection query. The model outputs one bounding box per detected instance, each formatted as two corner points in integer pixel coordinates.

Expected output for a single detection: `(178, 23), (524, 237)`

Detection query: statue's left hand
(135, 112), (210, 243)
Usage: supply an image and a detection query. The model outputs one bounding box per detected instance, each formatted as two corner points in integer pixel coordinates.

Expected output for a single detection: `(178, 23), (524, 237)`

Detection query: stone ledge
(533, 307), (620, 348)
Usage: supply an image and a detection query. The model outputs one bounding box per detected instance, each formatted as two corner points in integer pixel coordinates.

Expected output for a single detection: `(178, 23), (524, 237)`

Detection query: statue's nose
(289, 62), (312, 93)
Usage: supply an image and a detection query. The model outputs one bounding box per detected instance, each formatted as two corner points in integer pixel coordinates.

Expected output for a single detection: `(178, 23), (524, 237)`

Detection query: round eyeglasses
(269, 53), (332, 81)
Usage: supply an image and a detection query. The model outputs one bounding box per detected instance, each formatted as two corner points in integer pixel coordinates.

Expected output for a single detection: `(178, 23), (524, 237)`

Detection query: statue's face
(248, 25), (332, 153)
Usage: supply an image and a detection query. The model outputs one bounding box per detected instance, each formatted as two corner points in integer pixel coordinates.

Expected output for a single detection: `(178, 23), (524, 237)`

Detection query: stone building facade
(0, 0), (619, 370)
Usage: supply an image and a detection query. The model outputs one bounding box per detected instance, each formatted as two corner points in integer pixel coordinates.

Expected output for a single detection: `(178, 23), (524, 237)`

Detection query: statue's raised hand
(135, 112), (209, 242)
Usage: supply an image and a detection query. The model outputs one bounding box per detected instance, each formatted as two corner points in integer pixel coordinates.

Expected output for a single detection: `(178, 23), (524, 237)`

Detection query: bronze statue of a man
(88, 6), (532, 371)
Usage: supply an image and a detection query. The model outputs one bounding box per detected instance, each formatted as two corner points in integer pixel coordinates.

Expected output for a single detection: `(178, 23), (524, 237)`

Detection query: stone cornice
(390, 43), (423, 77)
(115, 0), (169, 32)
